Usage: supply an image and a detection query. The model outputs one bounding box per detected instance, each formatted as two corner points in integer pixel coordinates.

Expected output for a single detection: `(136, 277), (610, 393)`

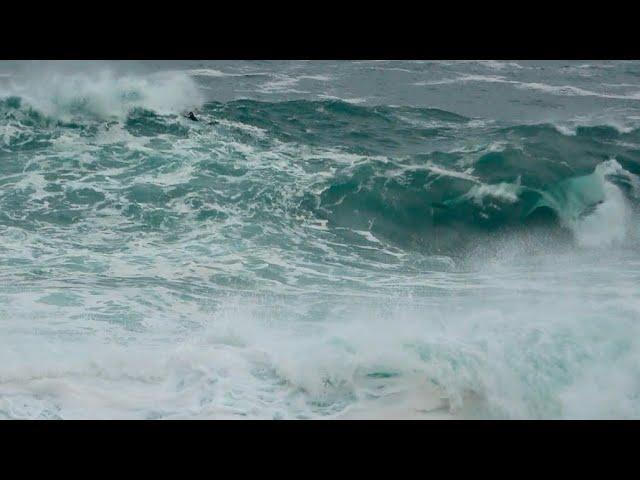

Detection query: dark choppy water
(1, 60), (640, 419)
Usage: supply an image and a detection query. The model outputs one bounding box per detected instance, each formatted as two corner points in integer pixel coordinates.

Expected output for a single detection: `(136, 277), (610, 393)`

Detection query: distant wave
(416, 74), (640, 100)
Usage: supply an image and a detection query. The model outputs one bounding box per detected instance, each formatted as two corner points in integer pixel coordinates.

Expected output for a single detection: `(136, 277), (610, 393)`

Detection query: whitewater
(1, 60), (640, 419)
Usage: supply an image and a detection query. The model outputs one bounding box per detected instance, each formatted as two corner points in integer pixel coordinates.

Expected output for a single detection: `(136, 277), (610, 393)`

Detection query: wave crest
(0, 69), (203, 121)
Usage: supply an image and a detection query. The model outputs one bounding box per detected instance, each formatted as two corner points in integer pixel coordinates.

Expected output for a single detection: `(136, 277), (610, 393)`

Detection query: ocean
(1, 60), (640, 419)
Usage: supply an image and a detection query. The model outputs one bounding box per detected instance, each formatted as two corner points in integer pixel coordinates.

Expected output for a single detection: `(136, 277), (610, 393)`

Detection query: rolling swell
(206, 100), (640, 254)
(3, 95), (640, 257)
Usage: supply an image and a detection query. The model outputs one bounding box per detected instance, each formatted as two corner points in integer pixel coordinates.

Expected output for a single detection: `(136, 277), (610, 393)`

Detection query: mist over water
(1, 61), (640, 419)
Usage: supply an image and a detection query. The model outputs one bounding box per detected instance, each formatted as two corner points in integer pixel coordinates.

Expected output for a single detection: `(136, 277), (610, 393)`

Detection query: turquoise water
(1, 61), (640, 419)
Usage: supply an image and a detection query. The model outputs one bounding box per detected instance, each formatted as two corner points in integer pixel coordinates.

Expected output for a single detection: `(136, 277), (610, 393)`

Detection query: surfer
(186, 111), (199, 122)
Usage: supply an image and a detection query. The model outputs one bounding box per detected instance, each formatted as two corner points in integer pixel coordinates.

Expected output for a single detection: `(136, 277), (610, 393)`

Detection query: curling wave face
(2, 65), (640, 419)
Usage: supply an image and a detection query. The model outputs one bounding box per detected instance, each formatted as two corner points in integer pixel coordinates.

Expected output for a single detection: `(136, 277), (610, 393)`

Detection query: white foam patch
(317, 94), (368, 104)
(553, 113), (640, 136)
(514, 82), (640, 100)
(574, 181), (630, 248)
(573, 159), (640, 248)
(465, 178), (521, 206)
(553, 124), (578, 136)
(184, 69), (245, 78)
(1, 69), (204, 121)
(0, 122), (30, 146)
(366, 66), (415, 73)
(477, 60), (524, 70)
(214, 119), (268, 139)
(415, 74), (509, 86)
(257, 75), (303, 93)
(424, 162), (478, 182)
(352, 230), (382, 244)
(299, 75), (334, 82)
